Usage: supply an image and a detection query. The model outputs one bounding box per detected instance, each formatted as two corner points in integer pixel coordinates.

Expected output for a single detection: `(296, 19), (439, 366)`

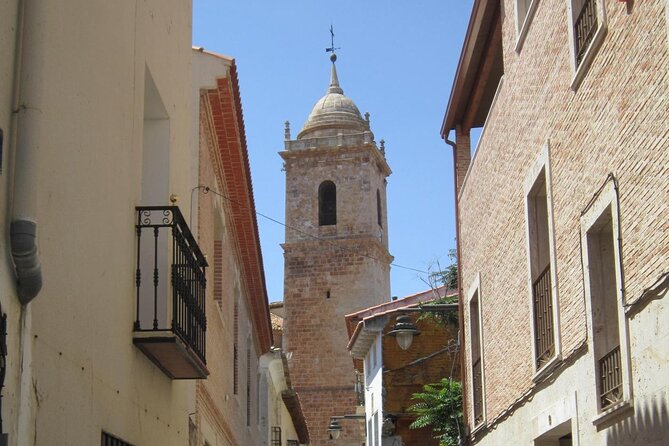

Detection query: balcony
(133, 206), (209, 379)
(533, 265), (555, 369)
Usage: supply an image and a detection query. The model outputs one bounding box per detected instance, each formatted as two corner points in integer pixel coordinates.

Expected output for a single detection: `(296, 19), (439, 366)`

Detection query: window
(101, 432), (134, 446)
(213, 240), (223, 306)
(287, 441), (299, 446)
(318, 181), (336, 226)
(524, 143), (560, 374)
(0, 128), (3, 173)
(534, 420), (573, 446)
(467, 274), (485, 428)
(568, 0), (607, 89)
(515, 0), (539, 51)
(271, 427), (281, 446)
(246, 346), (251, 426)
(233, 293), (239, 394)
(581, 177), (631, 416)
(376, 189), (382, 227)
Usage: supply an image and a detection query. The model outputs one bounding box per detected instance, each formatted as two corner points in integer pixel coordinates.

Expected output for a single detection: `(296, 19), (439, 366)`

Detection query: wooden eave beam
(440, 0), (498, 137)
(462, 6), (502, 132)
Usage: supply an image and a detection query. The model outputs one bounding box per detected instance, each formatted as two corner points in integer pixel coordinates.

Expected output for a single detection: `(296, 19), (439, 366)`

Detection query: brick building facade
(192, 48), (308, 446)
(281, 55), (393, 445)
(442, 1), (669, 445)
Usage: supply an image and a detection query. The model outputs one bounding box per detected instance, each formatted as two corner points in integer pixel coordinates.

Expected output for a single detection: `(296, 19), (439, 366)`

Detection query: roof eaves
(440, 0), (495, 137)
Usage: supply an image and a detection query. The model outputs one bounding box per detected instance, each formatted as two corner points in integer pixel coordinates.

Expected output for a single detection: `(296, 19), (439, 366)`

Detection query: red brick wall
(457, 0), (669, 429)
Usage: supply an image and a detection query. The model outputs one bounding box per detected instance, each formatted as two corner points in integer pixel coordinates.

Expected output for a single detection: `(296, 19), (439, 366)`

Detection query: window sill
(532, 353), (561, 383)
(570, 23), (607, 92)
(515, 0), (540, 53)
(471, 420), (486, 437)
(592, 400), (633, 428)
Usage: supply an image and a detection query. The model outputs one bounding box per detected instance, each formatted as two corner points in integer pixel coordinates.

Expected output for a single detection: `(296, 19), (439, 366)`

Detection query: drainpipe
(10, 0), (43, 305)
(9, 1), (42, 445)
(444, 133), (468, 446)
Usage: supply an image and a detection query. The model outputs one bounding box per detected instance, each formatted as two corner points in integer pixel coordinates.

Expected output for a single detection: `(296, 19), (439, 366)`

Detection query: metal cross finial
(326, 25), (340, 56)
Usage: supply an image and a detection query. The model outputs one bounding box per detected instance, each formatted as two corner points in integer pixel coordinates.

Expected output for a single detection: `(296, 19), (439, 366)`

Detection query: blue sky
(193, 1), (475, 302)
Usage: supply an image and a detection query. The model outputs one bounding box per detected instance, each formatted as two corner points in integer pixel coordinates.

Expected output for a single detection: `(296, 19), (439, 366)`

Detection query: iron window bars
(533, 265), (555, 368)
(599, 345), (623, 410)
(574, 0), (598, 66)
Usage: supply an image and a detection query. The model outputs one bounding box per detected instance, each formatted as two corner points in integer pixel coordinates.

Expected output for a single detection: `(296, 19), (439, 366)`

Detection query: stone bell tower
(280, 52), (392, 445)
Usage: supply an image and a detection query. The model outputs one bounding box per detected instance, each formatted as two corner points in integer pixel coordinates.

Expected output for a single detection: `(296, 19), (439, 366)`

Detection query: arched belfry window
(319, 181), (337, 226)
(377, 189), (382, 227)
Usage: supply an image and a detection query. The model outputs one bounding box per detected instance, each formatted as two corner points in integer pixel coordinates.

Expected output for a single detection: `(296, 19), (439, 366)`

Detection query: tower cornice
(280, 140), (391, 178)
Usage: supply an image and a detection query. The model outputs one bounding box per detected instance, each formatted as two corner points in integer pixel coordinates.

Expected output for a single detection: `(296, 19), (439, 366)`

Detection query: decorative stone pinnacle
(365, 112), (370, 129)
(380, 139), (386, 155)
(284, 121), (291, 140)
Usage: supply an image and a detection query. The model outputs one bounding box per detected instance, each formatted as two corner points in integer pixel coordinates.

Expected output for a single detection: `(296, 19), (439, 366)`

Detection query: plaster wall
(456, 0), (669, 443)
(365, 334), (383, 446)
(0, 0), (22, 443)
(2, 1), (198, 444)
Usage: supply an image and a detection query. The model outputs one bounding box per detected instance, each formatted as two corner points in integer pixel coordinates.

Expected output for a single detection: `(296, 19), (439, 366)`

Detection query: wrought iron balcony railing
(533, 265), (555, 369)
(599, 345), (623, 410)
(133, 206), (208, 379)
(574, 0), (598, 66)
(472, 357), (483, 426)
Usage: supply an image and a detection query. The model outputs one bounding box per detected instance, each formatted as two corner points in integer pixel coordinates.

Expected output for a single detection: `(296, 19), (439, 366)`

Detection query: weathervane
(325, 25), (340, 62)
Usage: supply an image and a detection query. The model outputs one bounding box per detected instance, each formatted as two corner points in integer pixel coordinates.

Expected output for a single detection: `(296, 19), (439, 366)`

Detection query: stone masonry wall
(283, 140), (392, 445)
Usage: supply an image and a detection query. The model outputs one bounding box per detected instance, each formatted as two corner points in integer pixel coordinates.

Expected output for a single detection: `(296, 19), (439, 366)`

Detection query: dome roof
(297, 60), (367, 139)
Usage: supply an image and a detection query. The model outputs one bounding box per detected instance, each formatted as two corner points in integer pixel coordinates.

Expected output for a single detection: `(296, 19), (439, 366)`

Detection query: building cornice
(201, 56), (273, 353)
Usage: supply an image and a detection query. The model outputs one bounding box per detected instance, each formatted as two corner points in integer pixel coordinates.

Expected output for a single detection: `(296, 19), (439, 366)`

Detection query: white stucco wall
(365, 334), (383, 446)
(0, 1), (23, 443)
(0, 1), (198, 444)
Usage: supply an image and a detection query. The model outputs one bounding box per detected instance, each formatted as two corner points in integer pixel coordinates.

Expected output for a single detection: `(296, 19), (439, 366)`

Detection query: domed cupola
(297, 54), (367, 139)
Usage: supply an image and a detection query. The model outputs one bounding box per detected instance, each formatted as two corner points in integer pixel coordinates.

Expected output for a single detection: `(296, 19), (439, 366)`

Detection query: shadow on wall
(605, 392), (669, 446)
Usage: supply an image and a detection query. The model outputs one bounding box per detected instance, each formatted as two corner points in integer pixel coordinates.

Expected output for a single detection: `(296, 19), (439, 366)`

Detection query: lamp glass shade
(395, 331), (414, 350)
(327, 419), (342, 439)
(388, 315), (420, 350)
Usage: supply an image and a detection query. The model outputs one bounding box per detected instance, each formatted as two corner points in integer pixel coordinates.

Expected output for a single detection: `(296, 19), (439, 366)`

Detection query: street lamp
(388, 314), (421, 350)
(327, 414), (365, 441)
(327, 419), (342, 439)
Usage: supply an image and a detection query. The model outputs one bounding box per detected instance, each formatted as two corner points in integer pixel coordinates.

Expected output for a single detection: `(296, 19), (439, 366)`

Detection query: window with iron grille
(271, 427), (281, 446)
(469, 284), (485, 426)
(526, 167), (557, 370)
(233, 295), (239, 395)
(101, 432), (134, 446)
(581, 180), (628, 412)
(572, 0), (598, 66)
(246, 346), (251, 426)
(568, 0), (606, 89)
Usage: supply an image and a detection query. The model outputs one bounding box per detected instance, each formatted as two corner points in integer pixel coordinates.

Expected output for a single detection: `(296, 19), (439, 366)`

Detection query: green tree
(408, 378), (462, 446)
